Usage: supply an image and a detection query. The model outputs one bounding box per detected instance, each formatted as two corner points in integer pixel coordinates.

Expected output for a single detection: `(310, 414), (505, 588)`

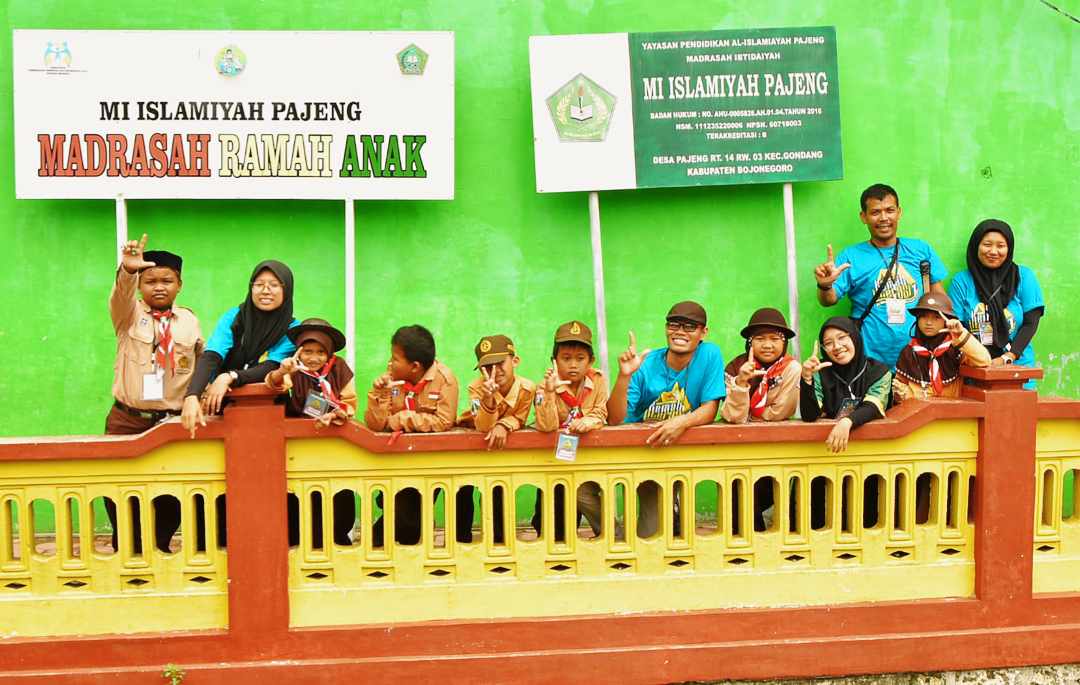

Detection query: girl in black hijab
(182, 260), (298, 435)
(947, 219), (1045, 371)
(801, 317), (892, 453)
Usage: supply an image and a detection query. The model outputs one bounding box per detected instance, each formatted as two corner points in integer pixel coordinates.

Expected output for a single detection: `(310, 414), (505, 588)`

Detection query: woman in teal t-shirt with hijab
(948, 219), (1044, 373)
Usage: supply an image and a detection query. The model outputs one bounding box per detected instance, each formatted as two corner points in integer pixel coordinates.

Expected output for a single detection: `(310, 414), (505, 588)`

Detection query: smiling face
(821, 327), (856, 366)
(749, 329), (786, 365)
(250, 268), (285, 311)
(859, 194), (902, 246)
(480, 355), (518, 393)
(139, 266), (181, 311)
(977, 230), (1009, 269)
(554, 343), (592, 383)
(297, 341), (329, 371)
(665, 319), (706, 355)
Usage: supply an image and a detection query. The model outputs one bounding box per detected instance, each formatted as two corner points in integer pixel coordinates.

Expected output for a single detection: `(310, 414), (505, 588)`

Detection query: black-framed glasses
(665, 321), (701, 333)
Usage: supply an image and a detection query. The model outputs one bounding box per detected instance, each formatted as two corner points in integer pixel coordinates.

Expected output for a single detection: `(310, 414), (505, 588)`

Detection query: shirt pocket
(172, 340), (196, 375)
(415, 390), (442, 414)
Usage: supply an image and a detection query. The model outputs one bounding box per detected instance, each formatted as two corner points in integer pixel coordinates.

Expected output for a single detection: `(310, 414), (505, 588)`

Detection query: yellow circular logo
(480, 340), (492, 353)
(570, 322), (581, 335)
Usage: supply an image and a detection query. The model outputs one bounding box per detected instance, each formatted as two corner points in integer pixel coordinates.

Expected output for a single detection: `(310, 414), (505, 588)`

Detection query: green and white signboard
(529, 27), (842, 193)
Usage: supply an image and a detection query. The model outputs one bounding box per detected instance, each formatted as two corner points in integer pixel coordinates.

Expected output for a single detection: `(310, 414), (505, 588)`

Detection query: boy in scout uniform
(364, 324), (459, 545)
(533, 321), (609, 538)
(108, 233), (203, 553)
(457, 334), (536, 542)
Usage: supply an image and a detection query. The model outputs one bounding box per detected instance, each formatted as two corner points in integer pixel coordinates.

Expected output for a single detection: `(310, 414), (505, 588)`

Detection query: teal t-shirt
(948, 265), (1044, 368)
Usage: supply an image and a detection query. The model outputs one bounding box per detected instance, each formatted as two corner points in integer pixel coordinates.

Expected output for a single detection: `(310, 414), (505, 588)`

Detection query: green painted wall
(2, 1), (1078, 440)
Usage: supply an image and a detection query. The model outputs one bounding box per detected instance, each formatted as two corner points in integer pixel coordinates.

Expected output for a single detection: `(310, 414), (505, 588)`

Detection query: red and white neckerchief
(300, 356), (339, 405)
(749, 356), (795, 419)
(402, 378), (429, 411)
(557, 379), (592, 430)
(151, 309), (174, 374)
(908, 336), (953, 395)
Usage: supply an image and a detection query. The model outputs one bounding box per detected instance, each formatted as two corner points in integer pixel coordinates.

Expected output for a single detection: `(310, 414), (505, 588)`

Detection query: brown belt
(113, 400), (179, 423)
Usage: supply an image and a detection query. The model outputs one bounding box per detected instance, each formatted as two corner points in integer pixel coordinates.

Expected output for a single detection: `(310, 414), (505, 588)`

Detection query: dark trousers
(104, 405), (182, 553)
(287, 491), (356, 547)
(373, 488), (490, 546)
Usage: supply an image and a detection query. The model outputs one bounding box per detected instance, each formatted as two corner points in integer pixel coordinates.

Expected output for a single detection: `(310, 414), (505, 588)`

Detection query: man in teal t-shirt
(813, 183), (948, 368)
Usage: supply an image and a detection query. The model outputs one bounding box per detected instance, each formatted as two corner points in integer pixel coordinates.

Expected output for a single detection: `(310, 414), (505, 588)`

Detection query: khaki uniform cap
(475, 334), (516, 368)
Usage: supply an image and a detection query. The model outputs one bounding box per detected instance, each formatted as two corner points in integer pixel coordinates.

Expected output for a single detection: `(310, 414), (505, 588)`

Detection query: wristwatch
(228, 370), (239, 382)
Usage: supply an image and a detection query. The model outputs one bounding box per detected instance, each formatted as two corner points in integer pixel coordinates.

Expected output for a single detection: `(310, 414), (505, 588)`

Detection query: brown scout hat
(666, 300), (707, 326)
(554, 320), (593, 346)
(740, 307), (797, 340)
(908, 292), (958, 320)
(474, 334), (516, 369)
(287, 317), (347, 353)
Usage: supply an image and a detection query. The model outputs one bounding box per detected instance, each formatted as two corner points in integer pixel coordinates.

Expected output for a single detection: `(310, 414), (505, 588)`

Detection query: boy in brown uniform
(533, 321), (608, 538)
(108, 234), (203, 553)
(364, 325), (459, 545)
(458, 335), (536, 542)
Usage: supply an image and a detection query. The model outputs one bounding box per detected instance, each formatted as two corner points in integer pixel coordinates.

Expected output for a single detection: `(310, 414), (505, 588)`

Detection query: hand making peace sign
(813, 244), (852, 289)
(120, 233), (157, 274)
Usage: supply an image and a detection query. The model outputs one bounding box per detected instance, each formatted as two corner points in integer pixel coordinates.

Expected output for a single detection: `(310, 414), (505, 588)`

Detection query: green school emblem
(546, 73), (616, 142)
(396, 44), (428, 76)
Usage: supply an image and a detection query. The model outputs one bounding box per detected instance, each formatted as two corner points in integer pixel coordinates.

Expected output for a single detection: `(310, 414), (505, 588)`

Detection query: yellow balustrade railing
(0, 441), (228, 637)
(286, 419), (978, 627)
(1033, 418), (1080, 593)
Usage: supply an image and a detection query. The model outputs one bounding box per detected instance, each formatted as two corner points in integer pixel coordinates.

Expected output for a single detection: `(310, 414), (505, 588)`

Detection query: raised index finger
(812, 340), (820, 359)
(628, 330), (637, 352)
(138, 233), (148, 252)
(826, 243), (834, 263)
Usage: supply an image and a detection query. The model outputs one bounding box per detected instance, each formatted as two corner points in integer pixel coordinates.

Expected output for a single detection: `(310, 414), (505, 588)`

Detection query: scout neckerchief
(402, 378), (429, 411)
(151, 309), (175, 374)
(898, 332), (959, 395)
(557, 376), (592, 429)
(299, 356), (339, 405)
(749, 356), (795, 419)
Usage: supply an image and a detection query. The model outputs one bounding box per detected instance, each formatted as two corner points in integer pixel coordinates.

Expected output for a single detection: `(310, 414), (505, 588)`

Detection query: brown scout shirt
(459, 375), (536, 432)
(110, 269), (203, 411)
(721, 359), (802, 424)
(893, 332), (990, 401)
(534, 368), (608, 432)
(364, 360), (459, 432)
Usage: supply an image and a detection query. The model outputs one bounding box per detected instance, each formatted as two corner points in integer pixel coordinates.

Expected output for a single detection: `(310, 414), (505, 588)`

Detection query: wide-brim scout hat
(908, 292), (958, 320)
(740, 307), (797, 339)
(287, 317), (347, 353)
(554, 320), (593, 346)
(475, 334), (516, 368)
(666, 301), (707, 326)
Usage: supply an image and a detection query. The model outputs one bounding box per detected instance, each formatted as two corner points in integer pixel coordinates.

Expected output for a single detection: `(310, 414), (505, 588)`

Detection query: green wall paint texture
(2, 1), (1078, 437)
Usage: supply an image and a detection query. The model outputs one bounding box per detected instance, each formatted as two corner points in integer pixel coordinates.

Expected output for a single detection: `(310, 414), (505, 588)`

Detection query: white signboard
(13, 30), (454, 200)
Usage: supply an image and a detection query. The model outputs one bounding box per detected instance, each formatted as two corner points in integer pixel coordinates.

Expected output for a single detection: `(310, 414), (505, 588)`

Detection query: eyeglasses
(665, 321), (701, 333)
(822, 334), (852, 351)
(251, 279), (283, 292)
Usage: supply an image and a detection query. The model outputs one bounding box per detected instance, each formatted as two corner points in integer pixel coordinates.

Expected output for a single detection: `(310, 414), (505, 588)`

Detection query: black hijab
(966, 219), (1019, 349)
(817, 316), (890, 417)
(223, 260), (295, 371)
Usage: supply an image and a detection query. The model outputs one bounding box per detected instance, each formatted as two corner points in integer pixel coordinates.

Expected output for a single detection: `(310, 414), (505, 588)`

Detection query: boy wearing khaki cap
(458, 334), (536, 449)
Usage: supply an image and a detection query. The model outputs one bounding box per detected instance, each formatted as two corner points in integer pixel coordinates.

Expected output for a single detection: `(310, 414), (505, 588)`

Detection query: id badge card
(886, 298), (906, 325)
(142, 371), (164, 401)
(836, 398), (859, 420)
(555, 432), (580, 462)
(978, 321), (994, 345)
(302, 391), (333, 418)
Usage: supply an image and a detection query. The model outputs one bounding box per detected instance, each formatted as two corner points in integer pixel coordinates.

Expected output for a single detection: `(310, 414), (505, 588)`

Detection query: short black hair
(860, 183), (899, 211)
(392, 325), (436, 370)
(551, 340), (594, 361)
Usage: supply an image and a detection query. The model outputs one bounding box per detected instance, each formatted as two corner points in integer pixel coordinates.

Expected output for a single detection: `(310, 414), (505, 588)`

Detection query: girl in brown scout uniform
(721, 308), (802, 424)
(265, 318), (357, 547)
(893, 292), (990, 403)
(533, 321), (608, 538)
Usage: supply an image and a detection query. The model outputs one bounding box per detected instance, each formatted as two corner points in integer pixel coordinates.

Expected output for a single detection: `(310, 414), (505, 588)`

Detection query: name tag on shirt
(836, 398), (859, 420)
(303, 391), (334, 418)
(886, 299), (906, 325)
(978, 321), (994, 345)
(555, 432), (579, 462)
(142, 372), (164, 401)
